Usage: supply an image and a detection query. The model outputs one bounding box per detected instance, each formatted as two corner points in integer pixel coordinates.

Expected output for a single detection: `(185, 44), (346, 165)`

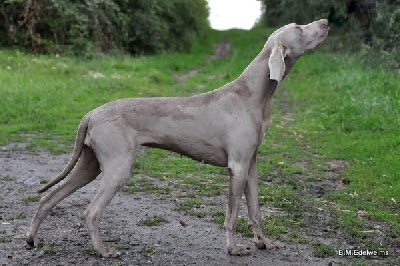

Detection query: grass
(23, 195), (42, 203)
(211, 210), (254, 237)
(312, 242), (336, 258)
(7, 213), (27, 220)
(284, 53), (399, 220)
(137, 215), (169, 227)
(176, 199), (211, 218)
(142, 246), (156, 255)
(123, 175), (171, 195)
(176, 199), (205, 211)
(0, 237), (12, 243)
(40, 242), (55, 254)
(0, 27), (399, 263)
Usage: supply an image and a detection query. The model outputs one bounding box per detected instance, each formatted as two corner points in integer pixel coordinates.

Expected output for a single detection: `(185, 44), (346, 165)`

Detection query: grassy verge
(0, 27), (398, 263)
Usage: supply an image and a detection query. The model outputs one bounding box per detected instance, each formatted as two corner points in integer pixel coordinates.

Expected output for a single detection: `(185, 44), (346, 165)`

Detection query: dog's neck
(235, 45), (298, 106)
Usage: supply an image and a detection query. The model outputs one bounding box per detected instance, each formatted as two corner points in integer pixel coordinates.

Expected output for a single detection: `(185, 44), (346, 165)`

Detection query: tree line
(0, 0), (209, 56)
(1, 0), (399, 67)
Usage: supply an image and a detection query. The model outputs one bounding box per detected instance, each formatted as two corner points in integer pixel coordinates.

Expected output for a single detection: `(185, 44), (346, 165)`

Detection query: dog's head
(267, 19), (329, 83)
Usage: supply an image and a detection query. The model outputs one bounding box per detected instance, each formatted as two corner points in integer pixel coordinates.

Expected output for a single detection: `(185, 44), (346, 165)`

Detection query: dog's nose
(319, 19), (329, 29)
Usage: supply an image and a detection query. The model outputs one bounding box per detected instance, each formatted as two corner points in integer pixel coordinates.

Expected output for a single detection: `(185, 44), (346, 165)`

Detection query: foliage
(125, 0), (209, 55)
(0, 0), (209, 56)
(364, 0), (400, 68)
(260, 0), (332, 26)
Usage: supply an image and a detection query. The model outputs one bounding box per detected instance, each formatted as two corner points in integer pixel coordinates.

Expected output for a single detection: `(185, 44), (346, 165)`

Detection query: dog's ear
(268, 45), (287, 83)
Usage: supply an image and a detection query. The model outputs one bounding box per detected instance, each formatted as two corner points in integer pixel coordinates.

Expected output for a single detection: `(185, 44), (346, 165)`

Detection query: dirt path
(0, 143), (348, 266)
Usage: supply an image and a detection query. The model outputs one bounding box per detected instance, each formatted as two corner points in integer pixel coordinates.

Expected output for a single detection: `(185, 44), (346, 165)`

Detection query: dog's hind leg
(26, 146), (100, 246)
(83, 152), (134, 258)
(82, 127), (136, 258)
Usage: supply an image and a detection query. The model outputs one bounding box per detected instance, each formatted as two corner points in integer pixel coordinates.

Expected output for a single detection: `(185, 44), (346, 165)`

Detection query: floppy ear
(268, 45), (286, 83)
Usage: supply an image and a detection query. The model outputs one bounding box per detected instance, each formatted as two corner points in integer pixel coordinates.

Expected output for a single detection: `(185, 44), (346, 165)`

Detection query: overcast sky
(207, 0), (263, 30)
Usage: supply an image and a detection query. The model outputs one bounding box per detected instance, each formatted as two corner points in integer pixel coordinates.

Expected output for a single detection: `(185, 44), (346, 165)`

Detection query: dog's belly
(142, 140), (228, 167)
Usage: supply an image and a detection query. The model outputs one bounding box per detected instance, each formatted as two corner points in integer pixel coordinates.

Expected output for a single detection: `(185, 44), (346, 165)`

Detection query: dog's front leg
(224, 160), (251, 256)
(244, 152), (276, 250)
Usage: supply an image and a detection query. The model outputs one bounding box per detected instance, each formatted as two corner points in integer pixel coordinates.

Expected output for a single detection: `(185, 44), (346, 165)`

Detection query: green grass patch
(211, 209), (254, 237)
(137, 215), (169, 227)
(40, 179), (49, 184)
(40, 242), (55, 254)
(284, 53), (399, 221)
(23, 195), (42, 203)
(133, 149), (227, 197)
(312, 242), (336, 258)
(7, 213), (27, 220)
(0, 237), (12, 243)
(175, 199), (211, 218)
(123, 176), (171, 195)
(142, 246), (156, 255)
(175, 199), (205, 211)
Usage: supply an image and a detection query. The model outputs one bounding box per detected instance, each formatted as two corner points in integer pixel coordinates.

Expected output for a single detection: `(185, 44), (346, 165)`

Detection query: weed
(351, 261), (370, 266)
(123, 177), (171, 195)
(211, 210), (253, 237)
(82, 245), (95, 254)
(41, 242), (55, 254)
(236, 217), (254, 237)
(137, 215), (169, 227)
(327, 211), (374, 242)
(7, 213), (27, 220)
(175, 199), (204, 211)
(3, 177), (13, 181)
(23, 195), (41, 203)
(106, 243), (131, 250)
(142, 246), (156, 255)
(0, 237), (12, 243)
(211, 209), (225, 227)
(188, 211), (208, 218)
(312, 242), (336, 258)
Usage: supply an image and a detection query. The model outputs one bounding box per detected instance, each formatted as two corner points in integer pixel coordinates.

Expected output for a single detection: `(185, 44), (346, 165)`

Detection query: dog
(27, 19), (329, 257)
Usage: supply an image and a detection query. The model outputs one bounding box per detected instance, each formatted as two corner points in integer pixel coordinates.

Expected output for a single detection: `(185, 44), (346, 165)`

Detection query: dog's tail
(38, 114), (91, 193)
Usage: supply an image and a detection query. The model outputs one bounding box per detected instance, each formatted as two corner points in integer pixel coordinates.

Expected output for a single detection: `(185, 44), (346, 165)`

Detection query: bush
(260, 0), (332, 26)
(366, 1), (400, 68)
(0, 0), (209, 56)
(125, 0), (209, 55)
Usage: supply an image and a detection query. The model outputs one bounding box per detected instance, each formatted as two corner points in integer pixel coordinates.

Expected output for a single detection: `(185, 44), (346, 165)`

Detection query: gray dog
(27, 19), (329, 257)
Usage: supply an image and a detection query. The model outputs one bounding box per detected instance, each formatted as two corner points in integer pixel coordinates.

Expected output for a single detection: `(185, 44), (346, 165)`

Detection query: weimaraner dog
(27, 19), (329, 257)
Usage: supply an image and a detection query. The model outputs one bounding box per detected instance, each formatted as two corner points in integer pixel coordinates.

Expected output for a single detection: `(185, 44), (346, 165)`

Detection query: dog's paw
(97, 247), (121, 258)
(227, 244), (251, 256)
(26, 236), (35, 247)
(26, 234), (40, 247)
(255, 237), (278, 250)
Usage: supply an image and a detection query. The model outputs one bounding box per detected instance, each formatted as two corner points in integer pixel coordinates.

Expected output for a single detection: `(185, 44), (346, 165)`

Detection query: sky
(207, 0), (263, 30)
